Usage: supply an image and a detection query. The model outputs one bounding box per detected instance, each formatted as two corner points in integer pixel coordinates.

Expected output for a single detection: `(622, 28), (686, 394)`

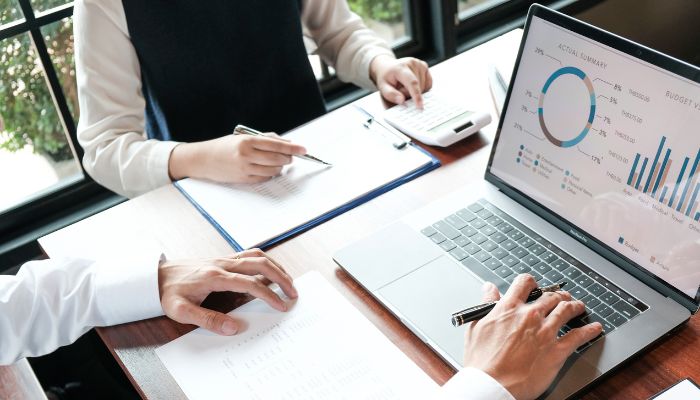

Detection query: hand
(168, 134), (307, 184)
(158, 249), (298, 335)
(463, 275), (603, 400)
(370, 55), (433, 108)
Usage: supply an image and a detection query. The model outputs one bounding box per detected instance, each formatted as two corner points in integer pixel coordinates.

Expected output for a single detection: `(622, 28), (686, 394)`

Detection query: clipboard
(174, 105), (440, 251)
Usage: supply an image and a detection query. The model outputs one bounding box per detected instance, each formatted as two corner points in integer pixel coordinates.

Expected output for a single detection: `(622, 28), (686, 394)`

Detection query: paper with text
(176, 106), (434, 249)
(156, 271), (438, 400)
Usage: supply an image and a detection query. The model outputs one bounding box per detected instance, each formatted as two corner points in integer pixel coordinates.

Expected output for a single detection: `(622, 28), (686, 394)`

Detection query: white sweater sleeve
(0, 255), (163, 365)
(302, 0), (395, 90)
(74, 0), (179, 198)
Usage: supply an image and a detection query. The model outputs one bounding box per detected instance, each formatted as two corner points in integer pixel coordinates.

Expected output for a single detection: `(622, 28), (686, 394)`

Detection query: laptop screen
(488, 12), (700, 303)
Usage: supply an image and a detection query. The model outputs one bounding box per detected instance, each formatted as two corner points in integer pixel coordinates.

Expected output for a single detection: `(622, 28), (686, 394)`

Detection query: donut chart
(538, 66), (596, 148)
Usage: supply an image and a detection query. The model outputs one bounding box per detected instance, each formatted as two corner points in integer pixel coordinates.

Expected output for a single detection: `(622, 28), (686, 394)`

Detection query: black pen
(451, 282), (567, 327)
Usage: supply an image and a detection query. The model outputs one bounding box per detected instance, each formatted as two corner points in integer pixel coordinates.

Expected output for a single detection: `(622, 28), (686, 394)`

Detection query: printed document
(156, 271), (438, 399)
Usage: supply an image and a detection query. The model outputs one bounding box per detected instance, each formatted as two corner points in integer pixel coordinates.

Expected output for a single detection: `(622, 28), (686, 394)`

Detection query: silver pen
(233, 124), (332, 166)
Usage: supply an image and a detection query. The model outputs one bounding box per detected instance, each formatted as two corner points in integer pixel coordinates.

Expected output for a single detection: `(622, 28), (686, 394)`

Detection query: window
(0, 16), (81, 213)
(1, 1), (24, 25)
(349, 0), (410, 45)
(0, 0), (112, 246)
(454, 0), (581, 54)
(30, 0), (70, 14)
(42, 17), (78, 120)
(310, 0), (415, 82)
(458, 0), (509, 20)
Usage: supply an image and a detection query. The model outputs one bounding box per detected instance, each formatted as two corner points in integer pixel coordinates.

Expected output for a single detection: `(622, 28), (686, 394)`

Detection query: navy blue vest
(121, 1), (327, 142)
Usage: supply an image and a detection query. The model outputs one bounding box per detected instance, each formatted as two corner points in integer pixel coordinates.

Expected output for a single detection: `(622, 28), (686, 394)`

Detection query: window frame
(454, 0), (601, 53)
(0, 1), (117, 245)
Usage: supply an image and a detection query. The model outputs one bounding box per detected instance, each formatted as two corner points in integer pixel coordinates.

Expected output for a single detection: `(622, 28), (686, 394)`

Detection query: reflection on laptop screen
(491, 16), (700, 299)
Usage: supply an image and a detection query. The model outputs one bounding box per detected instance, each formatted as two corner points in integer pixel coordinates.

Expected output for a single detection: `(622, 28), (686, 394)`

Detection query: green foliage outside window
(347, 0), (404, 23)
(0, 1), (77, 162)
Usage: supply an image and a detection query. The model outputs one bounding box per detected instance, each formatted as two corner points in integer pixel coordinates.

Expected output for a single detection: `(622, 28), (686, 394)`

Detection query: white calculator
(383, 91), (491, 147)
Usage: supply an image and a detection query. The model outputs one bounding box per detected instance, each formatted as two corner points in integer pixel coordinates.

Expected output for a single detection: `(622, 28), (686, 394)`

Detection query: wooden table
(39, 30), (699, 399)
(0, 360), (46, 400)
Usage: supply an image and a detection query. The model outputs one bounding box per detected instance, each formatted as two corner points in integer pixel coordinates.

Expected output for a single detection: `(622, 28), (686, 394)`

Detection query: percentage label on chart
(525, 90), (534, 98)
(535, 47), (544, 55)
(609, 97), (618, 104)
(598, 129), (607, 138)
(592, 156), (602, 164)
(613, 84), (622, 91)
(521, 105), (529, 113)
(514, 123), (523, 131)
(604, 116), (611, 124)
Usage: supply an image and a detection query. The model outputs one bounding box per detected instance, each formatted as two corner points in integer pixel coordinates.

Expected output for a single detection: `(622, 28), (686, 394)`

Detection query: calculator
(383, 91), (491, 147)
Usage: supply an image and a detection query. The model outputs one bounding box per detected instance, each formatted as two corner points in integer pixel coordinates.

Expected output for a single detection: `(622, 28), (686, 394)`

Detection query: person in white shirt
(75, 0), (433, 198)
(0, 252), (601, 400)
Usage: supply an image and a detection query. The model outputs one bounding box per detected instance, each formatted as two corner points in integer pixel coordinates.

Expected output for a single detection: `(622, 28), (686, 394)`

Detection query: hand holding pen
(168, 131), (313, 185)
(234, 125), (331, 166)
(452, 282), (567, 326)
(460, 275), (602, 400)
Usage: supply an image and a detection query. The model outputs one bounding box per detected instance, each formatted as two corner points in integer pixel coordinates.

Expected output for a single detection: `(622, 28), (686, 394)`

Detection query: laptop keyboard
(421, 199), (648, 352)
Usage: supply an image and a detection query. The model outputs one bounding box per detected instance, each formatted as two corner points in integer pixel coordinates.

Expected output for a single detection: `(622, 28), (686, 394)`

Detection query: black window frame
(0, 1), (118, 261)
(454, 0), (602, 54)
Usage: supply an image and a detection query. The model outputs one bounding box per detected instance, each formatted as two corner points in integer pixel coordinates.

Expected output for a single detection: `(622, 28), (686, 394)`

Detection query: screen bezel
(485, 4), (700, 312)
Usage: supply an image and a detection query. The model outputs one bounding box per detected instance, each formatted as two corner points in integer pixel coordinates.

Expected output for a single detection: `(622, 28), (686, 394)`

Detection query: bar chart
(627, 136), (700, 221)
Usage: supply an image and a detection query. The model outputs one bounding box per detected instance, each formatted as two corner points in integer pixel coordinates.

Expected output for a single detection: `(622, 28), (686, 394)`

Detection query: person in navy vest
(74, 0), (433, 198)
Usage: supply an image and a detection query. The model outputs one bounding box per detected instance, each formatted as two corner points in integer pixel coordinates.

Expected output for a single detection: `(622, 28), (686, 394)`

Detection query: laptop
(334, 4), (700, 399)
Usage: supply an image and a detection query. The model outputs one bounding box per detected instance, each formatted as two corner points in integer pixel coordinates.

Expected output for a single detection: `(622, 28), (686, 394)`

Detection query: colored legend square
(618, 236), (624, 244)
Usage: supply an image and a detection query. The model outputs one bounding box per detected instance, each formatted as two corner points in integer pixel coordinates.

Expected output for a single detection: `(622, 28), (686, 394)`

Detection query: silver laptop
(334, 4), (700, 399)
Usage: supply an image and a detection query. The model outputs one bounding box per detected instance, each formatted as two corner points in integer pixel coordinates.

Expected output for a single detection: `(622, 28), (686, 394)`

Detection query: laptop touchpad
(334, 222), (443, 292)
(378, 255), (484, 365)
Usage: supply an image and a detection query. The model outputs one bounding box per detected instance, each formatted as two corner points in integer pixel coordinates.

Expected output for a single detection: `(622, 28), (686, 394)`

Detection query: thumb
(171, 300), (240, 336)
(482, 281), (501, 302)
(378, 81), (406, 104)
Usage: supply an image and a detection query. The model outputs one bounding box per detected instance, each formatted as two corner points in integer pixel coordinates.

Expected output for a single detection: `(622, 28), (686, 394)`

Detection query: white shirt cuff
(441, 367), (515, 400)
(146, 140), (180, 190)
(94, 252), (164, 326)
